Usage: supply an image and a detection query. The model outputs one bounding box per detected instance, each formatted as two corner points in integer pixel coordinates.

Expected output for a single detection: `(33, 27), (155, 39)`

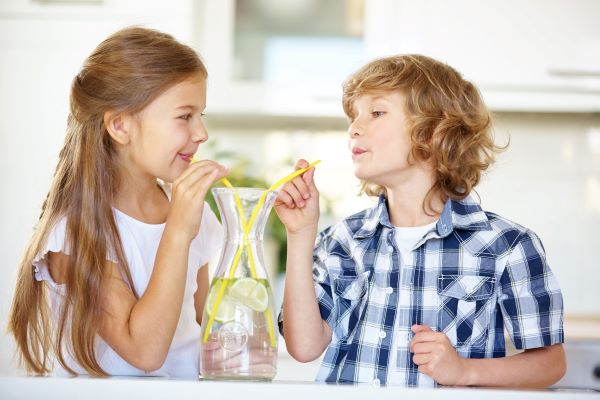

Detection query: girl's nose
(192, 118), (208, 144)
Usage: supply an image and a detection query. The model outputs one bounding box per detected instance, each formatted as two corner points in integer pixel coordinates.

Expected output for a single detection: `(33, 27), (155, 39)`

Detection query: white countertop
(1, 377), (598, 400)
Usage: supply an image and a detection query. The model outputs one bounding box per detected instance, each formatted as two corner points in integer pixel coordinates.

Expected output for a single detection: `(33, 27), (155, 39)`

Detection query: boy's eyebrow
(369, 94), (392, 103)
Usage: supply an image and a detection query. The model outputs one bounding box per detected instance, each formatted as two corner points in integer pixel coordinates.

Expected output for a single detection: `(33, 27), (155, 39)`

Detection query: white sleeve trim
(33, 217), (69, 288)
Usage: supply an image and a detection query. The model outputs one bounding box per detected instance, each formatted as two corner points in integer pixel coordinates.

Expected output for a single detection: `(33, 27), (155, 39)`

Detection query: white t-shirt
(33, 182), (223, 379)
(387, 220), (437, 385)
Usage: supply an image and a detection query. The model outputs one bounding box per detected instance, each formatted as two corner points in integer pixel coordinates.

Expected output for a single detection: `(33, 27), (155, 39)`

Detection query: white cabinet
(198, 0), (600, 116)
(355, 0), (600, 112)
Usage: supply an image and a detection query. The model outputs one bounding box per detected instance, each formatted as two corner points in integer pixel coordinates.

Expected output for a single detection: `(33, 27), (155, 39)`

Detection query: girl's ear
(104, 111), (132, 145)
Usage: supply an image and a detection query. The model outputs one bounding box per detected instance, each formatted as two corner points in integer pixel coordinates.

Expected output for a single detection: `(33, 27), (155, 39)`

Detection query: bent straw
(193, 159), (321, 346)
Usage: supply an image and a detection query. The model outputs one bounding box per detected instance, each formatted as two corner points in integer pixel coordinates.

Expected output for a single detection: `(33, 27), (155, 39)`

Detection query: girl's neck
(384, 169), (444, 228)
(114, 173), (169, 224)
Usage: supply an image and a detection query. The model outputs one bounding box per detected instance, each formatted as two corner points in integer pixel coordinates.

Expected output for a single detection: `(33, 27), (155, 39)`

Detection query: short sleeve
(312, 231), (336, 328)
(33, 217), (70, 289)
(192, 203), (224, 267)
(498, 229), (564, 350)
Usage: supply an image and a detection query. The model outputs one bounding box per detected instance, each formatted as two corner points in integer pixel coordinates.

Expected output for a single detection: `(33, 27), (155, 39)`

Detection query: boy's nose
(348, 120), (364, 137)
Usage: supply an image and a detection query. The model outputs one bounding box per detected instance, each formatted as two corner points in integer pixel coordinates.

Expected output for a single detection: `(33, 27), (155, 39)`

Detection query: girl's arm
(96, 161), (226, 371)
(194, 264), (210, 324)
(274, 159), (331, 362)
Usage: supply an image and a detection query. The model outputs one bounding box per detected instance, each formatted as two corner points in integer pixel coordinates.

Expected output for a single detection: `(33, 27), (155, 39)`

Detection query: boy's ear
(104, 111), (131, 145)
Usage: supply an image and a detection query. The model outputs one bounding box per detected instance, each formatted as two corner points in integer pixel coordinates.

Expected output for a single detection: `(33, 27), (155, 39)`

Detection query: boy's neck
(384, 171), (443, 228)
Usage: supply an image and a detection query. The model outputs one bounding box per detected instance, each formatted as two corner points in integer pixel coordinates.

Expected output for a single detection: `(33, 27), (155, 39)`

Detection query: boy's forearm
(282, 231), (331, 362)
(461, 344), (566, 388)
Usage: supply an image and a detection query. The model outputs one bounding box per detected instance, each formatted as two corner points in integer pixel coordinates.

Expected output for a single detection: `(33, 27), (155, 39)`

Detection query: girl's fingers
(175, 163), (227, 197)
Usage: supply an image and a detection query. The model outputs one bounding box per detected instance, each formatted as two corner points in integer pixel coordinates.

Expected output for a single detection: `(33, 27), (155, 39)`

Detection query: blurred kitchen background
(0, 0), (599, 388)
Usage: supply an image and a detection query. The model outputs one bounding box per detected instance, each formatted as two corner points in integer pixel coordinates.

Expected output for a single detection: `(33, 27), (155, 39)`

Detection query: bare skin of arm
(49, 161), (227, 371)
(194, 264), (210, 325)
(275, 159), (331, 362)
(410, 324), (566, 387)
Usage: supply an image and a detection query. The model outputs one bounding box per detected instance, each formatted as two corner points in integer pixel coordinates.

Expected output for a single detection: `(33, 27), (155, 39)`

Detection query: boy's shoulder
(317, 201), (383, 247)
(454, 202), (543, 258)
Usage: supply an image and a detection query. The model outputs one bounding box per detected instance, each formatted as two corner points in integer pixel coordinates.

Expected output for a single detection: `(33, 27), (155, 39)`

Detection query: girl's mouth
(178, 153), (193, 162)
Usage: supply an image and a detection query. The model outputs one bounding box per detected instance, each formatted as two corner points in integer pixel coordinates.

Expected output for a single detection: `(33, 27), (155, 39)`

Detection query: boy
(274, 55), (566, 387)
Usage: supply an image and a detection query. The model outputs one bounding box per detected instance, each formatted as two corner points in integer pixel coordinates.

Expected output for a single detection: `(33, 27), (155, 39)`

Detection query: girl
(8, 27), (228, 378)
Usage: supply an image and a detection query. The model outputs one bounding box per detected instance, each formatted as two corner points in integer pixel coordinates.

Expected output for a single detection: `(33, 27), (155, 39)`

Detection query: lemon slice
(205, 280), (236, 322)
(229, 278), (269, 312)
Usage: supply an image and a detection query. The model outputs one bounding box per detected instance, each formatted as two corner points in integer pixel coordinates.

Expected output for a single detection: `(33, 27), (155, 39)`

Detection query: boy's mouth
(351, 147), (367, 156)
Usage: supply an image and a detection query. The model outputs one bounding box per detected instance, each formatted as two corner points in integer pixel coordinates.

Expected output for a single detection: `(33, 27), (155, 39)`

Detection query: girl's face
(127, 74), (208, 183)
(348, 91), (424, 188)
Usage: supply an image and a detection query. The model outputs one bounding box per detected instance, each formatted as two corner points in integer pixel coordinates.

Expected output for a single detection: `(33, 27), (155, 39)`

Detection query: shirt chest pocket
(437, 273), (496, 349)
(332, 272), (370, 343)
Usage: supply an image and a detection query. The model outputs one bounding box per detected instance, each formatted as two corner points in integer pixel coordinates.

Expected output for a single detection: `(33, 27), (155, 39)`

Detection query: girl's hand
(274, 159), (320, 236)
(167, 159), (228, 243)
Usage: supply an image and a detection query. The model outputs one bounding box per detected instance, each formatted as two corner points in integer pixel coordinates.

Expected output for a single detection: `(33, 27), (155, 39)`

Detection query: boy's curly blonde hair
(343, 54), (505, 212)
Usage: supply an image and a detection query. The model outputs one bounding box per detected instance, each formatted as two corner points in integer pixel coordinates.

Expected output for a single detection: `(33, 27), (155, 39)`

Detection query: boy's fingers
(295, 158), (309, 170)
(411, 324), (433, 333)
(283, 182), (306, 207)
(409, 331), (439, 351)
(291, 175), (311, 200)
(411, 341), (436, 354)
(277, 190), (295, 209)
(302, 167), (317, 192)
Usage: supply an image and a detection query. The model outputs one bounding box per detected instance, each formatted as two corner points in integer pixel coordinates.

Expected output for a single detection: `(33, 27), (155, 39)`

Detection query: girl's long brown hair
(343, 54), (506, 213)
(8, 26), (207, 376)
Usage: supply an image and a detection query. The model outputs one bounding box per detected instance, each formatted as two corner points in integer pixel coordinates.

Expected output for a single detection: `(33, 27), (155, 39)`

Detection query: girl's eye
(372, 111), (385, 118)
(179, 113), (192, 121)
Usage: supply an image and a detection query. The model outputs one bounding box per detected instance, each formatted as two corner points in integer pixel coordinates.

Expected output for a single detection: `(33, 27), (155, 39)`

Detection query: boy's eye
(179, 113), (192, 121)
(372, 111), (385, 118)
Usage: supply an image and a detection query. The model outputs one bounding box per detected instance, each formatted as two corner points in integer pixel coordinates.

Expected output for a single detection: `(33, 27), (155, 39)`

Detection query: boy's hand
(410, 324), (469, 386)
(274, 159), (320, 236)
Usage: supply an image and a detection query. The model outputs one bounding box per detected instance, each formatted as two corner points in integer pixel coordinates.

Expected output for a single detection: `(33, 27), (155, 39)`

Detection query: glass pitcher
(200, 187), (278, 381)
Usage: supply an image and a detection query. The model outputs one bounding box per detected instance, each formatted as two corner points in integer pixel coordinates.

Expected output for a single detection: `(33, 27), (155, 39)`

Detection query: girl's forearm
(460, 344), (566, 387)
(126, 225), (191, 362)
(282, 231), (331, 362)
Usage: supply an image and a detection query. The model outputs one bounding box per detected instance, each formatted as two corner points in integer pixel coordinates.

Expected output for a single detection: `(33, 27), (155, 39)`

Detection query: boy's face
(348, 91), (423, 188)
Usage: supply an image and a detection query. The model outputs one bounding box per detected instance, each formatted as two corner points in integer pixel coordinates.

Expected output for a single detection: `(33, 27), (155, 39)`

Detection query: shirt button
(372, 378), (381, 386)
(388, 245), (394, 252)
(379, 331), (387, 339)
(385, 287), (393, 294)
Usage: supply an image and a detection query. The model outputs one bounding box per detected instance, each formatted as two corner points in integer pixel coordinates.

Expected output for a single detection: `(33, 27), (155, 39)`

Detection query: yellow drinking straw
(192, 159), (321, 346)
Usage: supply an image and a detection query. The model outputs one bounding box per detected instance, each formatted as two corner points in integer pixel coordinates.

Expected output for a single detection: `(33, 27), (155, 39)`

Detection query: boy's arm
(282, 231), (332, 362)
(274, 159), (332, 362)
(461, 344), (566, 387)
(410, 325), (566, 387)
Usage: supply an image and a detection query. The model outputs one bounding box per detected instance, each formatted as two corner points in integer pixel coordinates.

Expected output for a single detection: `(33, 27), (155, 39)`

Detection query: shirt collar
(353, 194), (491, 240)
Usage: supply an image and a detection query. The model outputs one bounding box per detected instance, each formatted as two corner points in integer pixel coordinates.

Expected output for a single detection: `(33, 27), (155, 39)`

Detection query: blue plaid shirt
(290, 195), (564, 386)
